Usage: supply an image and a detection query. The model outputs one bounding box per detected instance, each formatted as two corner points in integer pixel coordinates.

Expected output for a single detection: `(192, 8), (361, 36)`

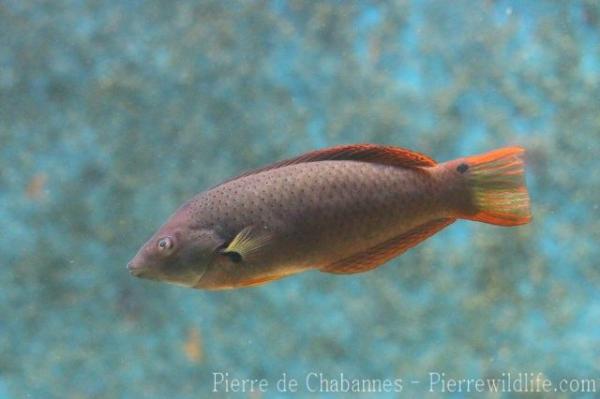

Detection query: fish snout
(127, 258), (147, 277)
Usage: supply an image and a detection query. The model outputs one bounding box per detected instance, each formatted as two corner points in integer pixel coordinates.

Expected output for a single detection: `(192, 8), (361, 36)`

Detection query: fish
(127, 144), (531, 290)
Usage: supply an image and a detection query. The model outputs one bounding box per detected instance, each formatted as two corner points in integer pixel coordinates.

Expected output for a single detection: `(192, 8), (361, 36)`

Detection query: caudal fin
(462, 147), (531, 226)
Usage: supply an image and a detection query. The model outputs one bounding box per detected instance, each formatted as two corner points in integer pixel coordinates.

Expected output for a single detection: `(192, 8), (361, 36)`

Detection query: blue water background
(1, 1), (599, 398)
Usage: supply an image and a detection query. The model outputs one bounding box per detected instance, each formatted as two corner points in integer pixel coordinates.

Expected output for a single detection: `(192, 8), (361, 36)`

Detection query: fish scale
(193, 161), (448, 275)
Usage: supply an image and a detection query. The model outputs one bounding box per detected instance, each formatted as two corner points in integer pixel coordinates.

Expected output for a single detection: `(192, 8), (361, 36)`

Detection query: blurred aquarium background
(1, 0), (599, 398)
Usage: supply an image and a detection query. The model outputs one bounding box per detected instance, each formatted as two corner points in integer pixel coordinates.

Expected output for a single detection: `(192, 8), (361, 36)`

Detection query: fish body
(128, 144), (531, 290)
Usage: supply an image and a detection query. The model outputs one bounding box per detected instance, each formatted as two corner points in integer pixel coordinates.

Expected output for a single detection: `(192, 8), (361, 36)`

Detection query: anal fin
(237, 274), (284, 288)
(320, 218), (455, 274)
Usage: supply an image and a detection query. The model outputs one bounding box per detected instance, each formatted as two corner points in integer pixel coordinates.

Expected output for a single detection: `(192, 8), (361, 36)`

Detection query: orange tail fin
(461, 147), (531, 226)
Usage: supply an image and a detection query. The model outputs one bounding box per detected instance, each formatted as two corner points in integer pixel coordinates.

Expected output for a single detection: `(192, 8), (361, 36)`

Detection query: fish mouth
(128, 268), (144, 277)
(127, 260), (149, 277)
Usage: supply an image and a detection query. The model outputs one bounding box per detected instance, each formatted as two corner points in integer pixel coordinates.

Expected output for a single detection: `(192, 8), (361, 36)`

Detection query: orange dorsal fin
(217, 144), (436, 186)
(320, 218), (455, 274)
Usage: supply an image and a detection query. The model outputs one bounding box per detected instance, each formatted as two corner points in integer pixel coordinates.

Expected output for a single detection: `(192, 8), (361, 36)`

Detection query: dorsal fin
(218, 144), (436, 186)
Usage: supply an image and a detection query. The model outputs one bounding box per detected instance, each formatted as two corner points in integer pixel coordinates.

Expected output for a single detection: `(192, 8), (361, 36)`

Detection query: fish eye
(157, 237), (174, 252)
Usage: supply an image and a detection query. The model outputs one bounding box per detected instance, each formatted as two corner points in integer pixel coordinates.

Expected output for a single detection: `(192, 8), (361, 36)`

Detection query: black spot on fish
(223, 251), (242, 263)
(456, 163), (469, 173)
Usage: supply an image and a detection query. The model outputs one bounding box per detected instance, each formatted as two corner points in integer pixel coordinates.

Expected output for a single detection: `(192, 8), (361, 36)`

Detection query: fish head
(127, 214), (223, 288)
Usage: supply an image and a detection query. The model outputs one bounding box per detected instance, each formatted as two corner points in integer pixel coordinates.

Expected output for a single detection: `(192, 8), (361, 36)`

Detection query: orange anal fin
(320, 218), (455, 274)
(236, 274), (284, 288)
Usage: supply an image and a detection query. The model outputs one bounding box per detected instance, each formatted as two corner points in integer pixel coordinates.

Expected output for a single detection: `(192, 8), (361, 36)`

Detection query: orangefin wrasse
(127, 144), (531, 290)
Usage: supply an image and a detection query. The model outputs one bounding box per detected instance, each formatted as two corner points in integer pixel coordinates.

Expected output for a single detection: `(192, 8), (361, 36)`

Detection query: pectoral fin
(221, 226), (271, 263)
